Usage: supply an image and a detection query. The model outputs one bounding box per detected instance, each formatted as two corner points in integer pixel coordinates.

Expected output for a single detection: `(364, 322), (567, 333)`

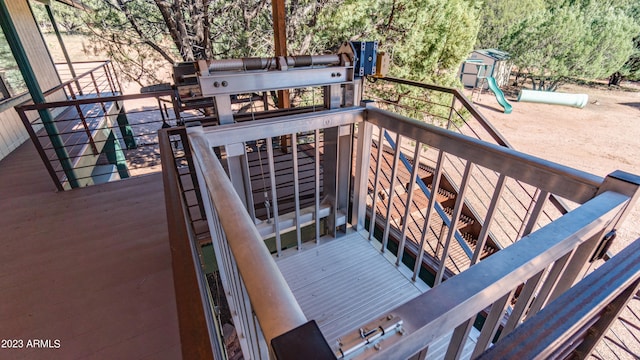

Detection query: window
(0, 29), (27, 100)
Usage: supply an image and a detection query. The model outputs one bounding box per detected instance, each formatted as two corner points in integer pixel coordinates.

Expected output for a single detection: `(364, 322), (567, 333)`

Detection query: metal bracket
(335, 314), (403, 359)
(591, 229), (617, 262)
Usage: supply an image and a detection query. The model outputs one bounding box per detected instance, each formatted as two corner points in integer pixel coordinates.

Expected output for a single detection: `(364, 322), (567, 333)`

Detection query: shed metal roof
(474, 49), (510, 61)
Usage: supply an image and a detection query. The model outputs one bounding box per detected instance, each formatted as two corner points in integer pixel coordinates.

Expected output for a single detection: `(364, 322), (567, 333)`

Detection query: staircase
(367, 141), (499, 283)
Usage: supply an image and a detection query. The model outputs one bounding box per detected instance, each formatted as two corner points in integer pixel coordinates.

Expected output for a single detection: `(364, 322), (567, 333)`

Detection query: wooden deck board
(274, 232), (423, 348)
(0, 141), (181, 359)
(275, 231), (481, 356)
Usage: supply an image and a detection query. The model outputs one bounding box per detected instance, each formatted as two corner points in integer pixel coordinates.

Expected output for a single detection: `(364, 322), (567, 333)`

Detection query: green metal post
(0, 0), (79, 188)
(104, 130), (130, 179)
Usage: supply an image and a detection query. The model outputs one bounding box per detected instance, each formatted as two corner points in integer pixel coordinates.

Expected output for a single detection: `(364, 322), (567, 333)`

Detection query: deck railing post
(548, 171), (640, 302)
(351, 102), (374, 231)
(322, 84), (349, 236)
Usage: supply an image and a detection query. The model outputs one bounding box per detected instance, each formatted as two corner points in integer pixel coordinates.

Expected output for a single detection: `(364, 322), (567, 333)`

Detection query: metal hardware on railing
(591, 229), (617, 262)
(354, 189), (632, 359)
(335, 314), (404, 359)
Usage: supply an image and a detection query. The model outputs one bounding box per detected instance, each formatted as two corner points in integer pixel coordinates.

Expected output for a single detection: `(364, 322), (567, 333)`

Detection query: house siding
(0, 0), (63, 161)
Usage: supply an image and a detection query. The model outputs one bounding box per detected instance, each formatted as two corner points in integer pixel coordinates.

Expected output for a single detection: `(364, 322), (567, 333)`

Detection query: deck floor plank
(275, 232), (423, 348)
(0, 141), (181, 359)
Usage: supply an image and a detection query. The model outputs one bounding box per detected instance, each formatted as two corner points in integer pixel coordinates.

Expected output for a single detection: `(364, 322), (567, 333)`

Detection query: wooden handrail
(159, 128), (216, 360)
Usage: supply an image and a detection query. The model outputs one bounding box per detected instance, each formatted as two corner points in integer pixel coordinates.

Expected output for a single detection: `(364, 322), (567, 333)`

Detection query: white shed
(459, 49), (512, 89)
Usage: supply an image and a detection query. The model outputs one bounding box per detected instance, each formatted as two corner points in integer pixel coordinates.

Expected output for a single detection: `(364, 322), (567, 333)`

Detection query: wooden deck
(0, 142), (181, 359)
(274, 231), (480, 357)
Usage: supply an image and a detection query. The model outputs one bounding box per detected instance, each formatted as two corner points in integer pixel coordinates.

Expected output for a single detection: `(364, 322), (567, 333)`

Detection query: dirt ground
(468, 81), (640, 255)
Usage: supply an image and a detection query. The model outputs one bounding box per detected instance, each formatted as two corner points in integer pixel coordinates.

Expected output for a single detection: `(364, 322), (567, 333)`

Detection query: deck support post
(116, 107), (137, 149)
(322, 84), (349, 236)
(214, 95), (254, 218)
(104, 130), (130, 179)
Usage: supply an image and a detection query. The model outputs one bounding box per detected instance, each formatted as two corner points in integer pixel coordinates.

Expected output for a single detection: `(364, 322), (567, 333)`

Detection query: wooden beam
(271, 0), (290, 109)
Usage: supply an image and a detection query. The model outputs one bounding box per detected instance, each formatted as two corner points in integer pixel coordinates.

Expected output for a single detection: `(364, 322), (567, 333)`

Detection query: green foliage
(49, 0), (482, 88)
(499, 4), (639, 90)
(31, 2), (85, 35)
(313, 0), (482, 86)
(475, 0), (546, 49)
(80, 0), (179, 85)
(0, 31), (26, 96)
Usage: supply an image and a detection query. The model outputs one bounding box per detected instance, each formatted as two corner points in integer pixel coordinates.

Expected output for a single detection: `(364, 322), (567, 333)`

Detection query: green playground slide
(487, 76), (512, 114)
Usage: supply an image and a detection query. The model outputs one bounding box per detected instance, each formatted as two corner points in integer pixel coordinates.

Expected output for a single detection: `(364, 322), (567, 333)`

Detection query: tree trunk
(608, 72), (623, 86)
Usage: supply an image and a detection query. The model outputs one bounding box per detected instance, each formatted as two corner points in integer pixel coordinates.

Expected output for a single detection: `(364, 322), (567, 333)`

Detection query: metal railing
(365, 77), (568, 247)
(363, 78), (571, 279)
(189, 125), (312, 358)
(364, 77), (640, 357)
(53, 60), (122, 99)
(349, 108), (640, 359)
(176, 92), (639, 358)
(159, 127), (223, 359)
(359, 189), (632, 359)
(16, 61), (180, 190)
(480, 237), (640, 359)
(360, 106), (608, 283)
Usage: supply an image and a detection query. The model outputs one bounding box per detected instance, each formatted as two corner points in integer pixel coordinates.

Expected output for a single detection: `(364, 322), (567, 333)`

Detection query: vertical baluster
(413, 150), (445, 281)
(291, 133), (302, 249)
(434, 161), (473, 286)
(517, 189), (549, 239)
(351, 118), (374, 231)
(382, 132), (402, 253)
(368, 125), (385, 241)
(499, 269), (546, 339)
(105, 66), (115, 94)
(470, 174), (507, 265)
(89, 71), (101, 96)
(241, 150), (257, 222)
(110, 61), (123, 93)
(396, 140), (422, 266)
(314, 129), (321, 243)
(528, 250), (575, 316)
(471, 291), (515, 358)
(446, 315), (477, 360)
(410, 347), (429, 360)
(266, 137), (282, 256)
(68, 84), (98, 155)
